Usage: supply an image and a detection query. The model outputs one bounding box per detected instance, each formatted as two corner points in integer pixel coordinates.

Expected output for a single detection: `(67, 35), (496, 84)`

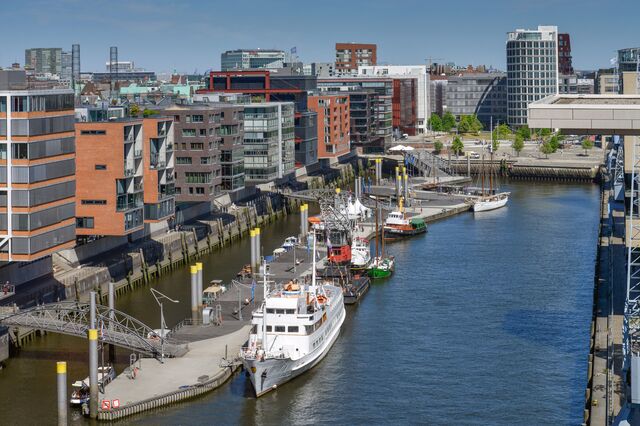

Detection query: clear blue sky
(2, 0), (638, 74)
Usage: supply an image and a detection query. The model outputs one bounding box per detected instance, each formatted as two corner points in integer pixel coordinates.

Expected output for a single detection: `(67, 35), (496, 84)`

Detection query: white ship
(241, 236), (346, 397)
(350, 237), (371, 270)
(472, 192), (510, 212)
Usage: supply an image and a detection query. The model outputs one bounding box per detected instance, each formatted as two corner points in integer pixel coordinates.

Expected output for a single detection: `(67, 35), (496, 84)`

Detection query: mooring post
(255, 227), (261, 268)
(190, 265), (198, 321)
(196, 262), (203, 310)
(88, 329), (98, 419)
(89, 291), (96, 329)
(467, 152), (471, 177)
(250, 229), (256, 273)
(57, 361), (67, 426)
(108, 282), (115, 362)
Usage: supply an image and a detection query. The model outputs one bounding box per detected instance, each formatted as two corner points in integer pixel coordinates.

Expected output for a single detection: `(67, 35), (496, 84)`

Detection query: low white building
(358, 65), (430, 134)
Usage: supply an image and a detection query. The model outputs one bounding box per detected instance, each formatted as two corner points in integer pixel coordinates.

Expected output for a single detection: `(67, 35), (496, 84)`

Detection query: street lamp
(150, 288), (179, 363)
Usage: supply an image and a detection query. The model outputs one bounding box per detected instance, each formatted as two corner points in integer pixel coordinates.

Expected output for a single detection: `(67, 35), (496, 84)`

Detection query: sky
(2, 0), (639, 74)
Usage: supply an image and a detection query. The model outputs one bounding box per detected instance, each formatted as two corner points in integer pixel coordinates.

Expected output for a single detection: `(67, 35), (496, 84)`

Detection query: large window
(182, 129), (196, 137)
(76, 217), (94, 228)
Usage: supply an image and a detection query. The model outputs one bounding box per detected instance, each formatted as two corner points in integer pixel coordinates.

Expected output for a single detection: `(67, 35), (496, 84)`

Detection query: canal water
(0, 181), (600, 425)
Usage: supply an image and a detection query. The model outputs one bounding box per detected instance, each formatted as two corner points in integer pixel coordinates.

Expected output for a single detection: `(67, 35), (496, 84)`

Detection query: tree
(428, 113), (443, 132)
(512, 134), (524, 156)
(442, 111), (456, 132)
(451, 136), (464, 157)
(129, 104), (140, 117)
(540, 141), (554, 158)
(516, 125), (531, 141)
(548, 135), (560, 153)
(492, 138), (500, 152)
(142, 108), (159, 118)
(458, 115), (483, 134)
(492, 123), (511, 142)
(539, 128), (552, 139)
(581, 138), (594, 156)
(433, 140), (444, 154)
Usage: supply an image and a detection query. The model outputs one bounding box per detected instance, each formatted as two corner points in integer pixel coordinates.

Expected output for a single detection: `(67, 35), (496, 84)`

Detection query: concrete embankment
(447, 159), (602, 181)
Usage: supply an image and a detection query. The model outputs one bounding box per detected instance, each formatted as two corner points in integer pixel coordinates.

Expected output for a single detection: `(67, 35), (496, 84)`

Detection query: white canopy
(388, 144), (415, 152)
(344, 197), (372, 220)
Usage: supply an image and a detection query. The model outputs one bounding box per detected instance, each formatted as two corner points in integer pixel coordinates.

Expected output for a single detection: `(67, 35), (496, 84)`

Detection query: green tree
(548, 135), (560, 153)
(442, 111), (456, 132)
(516, 125), (531, 140)
(458, 115), (483, 134)
(581, 138), (594, 156)
(428, 113), (443, 132)
(492, 123), (511, 142)
(451, 136), (464, 157)
(129, 104), (140, 117)
(540, 141), (554, 158)
(492, 138), (500, 152)
(142, 108), (159, 118)
(512, 134), (525, 156)
(433, 140), (444, 153)
(539, 128), (552, 139)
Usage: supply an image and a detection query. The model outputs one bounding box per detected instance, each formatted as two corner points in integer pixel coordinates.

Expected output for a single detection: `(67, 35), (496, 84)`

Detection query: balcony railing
(166, 143), (174, 151)
(116, 200), (142, 211)
(134, 149), (143, 158)
(124, 168), (135, 177)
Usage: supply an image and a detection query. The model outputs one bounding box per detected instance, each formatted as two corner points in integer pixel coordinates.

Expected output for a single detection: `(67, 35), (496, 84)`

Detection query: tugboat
(367, 195), (396, 279)
(383, 206), (427, 239)
(240, 235), (345, 397)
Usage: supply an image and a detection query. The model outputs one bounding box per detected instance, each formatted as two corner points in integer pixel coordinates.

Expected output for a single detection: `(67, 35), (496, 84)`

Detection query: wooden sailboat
(473, 118), (510, 212)
(368, 196), (395, 279)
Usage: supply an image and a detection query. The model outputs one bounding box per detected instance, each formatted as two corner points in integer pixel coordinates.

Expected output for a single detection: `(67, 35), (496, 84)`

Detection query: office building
(358, 65), (430, 134)
(559, 74), (578, 94)
(72, 44), (80, 83)
(200, 71), (318, 168)
(25, 48), (62, 75)
(446, 73), (507, 128)
(430, 77), (448, 118)
(162, 104), (223, 202)
(506, 26), (559, 126)
(317, 77), (392, 151)
(558, 33), (573, 74)
(308, 94), (350, 160)
(335, 43), (377, 75)
(392, 78), (417, 136)
(596, 69), (618, 94)
(221, 49), (286, 71)
(243, 102), (295, 183)
(576, 78), (595, 94)
(0, 70), (76, 261)
(309, 62), (336, 78)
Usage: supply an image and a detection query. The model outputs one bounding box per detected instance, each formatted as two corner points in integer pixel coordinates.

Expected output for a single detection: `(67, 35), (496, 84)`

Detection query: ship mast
(262, 258), (267, 349)
(489, 118), (494, 195)
(374, 196), (379, 260)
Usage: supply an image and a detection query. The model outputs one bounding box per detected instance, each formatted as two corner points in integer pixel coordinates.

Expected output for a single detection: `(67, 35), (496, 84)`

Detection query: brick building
(335, 43), (377, 76)
(308, 94), (350, 160)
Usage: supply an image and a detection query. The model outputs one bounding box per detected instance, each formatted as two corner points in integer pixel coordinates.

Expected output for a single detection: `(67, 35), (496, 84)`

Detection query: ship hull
(243, 306), (345, 397)
(473, 196), (508, 212)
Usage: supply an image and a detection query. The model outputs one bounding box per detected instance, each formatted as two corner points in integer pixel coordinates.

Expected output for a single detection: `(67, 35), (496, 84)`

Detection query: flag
(610, 57), (618, 66)
(291, 47), (297, 54)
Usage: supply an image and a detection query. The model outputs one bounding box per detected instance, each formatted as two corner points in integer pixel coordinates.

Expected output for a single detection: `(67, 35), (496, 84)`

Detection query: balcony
(134, 149), (143, 158)
(133, 182), (144, 192)
(116, 200), (142, 211)
(124, 168), (136, 177)
(166, 143), (173, 152)
(150, 153), (166, 169)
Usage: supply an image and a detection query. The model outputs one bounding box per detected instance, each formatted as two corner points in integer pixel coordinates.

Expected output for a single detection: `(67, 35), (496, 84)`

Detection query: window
(182, 129), (196, 137)
(176, 157), (192, 165)
(266, 308), (275, 314)
(285, 309), (295, 314)
(266, 326), (272, 332)
(190, 143), (204, 150)
(81, 199), (107, 205)
(173, 115), (180, 123)
(200, 157), (211, 165)
(76, 217), (94, 228)
(191, 114), (204, 123)
(275, 309), (285, 314)
(274, 326), (285, 332)
(80, 130), (106, 135)
(95, 165), (107, 170)
(195, 187), (205, 194)
(199, 128), (207, 136)
(12, 143), (27, 159)
(287, 326), (299, 333)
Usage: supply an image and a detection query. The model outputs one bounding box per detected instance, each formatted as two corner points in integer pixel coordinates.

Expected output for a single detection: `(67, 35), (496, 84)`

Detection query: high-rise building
(506, 26), (559, 126)
(75, 115), (175, 238)
(221, 49), (286, 71)
(200, 71), (318, 168)
(358, 65), (430, 134)
(335, 43), (377, 75)
(317, 77), (393, 151)
(429, 77), (448, 118)
(0, 70), (76, 261)
(446, 73), (507, 128)
(558, 33), (573, 74)
(308, 94), (350, 160)
(25, 48), (62, 75)
(72, 44), (80, 83)
(243, 102), (295, 183)
(617, 48), (640, 94)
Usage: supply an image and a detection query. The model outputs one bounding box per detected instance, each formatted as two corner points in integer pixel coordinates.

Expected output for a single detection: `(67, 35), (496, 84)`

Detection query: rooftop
(532, 94), (640, 107)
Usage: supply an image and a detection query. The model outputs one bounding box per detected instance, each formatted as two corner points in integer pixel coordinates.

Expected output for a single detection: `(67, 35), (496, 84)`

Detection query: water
(0, 181), (600, 425)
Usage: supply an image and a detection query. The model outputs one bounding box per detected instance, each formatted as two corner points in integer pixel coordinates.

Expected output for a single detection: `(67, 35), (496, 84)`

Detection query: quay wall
(446, 160), (600, 181)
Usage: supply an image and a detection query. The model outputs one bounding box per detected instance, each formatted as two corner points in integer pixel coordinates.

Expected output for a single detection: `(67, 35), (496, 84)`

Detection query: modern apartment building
(335, 43), (377, 75)
(596, 69), (618, 94)
(317, 77), (392, 151)
(446, 73), (507, 128)
(199, 71), (318, 168)
(162, 104), (222, 203)
(430, 77), (448, 118)
(142, 118), (175, 223)
(506, 26), (559, 126)
(558, 33), (573, 74)
(221, 49), (286, 71)
(218, 105), (245, 193)
(243, 102), (295, 183)
(358, 65), (430, 134)
(0, 70), (76, 261)
(25, 48), (62, 75)
(75, 120), (145, 237)
(308, 94), (350, 160)
(392, 78), (417, 136)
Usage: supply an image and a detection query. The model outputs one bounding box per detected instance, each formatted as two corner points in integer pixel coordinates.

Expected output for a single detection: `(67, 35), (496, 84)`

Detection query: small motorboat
(282, 236), (298, 250)
(70, 366), (116, 406)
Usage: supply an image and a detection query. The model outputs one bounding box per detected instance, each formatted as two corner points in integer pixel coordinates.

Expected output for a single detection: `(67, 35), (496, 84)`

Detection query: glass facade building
(446, 73), (507, 128)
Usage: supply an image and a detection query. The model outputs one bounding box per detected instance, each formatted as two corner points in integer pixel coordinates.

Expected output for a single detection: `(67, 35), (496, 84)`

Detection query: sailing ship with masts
(473, 118), (510, 212)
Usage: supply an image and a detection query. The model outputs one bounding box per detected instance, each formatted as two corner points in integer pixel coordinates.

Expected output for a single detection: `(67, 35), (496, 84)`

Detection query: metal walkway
(405, 150), (455, 178)
(0, 302), (188, 358)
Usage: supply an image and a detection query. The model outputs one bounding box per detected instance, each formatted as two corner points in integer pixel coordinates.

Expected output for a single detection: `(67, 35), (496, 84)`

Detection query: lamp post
(150, 288), (179, 363)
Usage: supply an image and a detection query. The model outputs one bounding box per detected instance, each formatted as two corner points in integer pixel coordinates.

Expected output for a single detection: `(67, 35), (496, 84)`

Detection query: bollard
(467, 153), (471, 177)
(190, 265), (198, 320)
(57, 361), (67, 426)
(255, 228), (261, 269)
(250, 229), (256, 273)
(299, 205), (306, 241)
(88, 329), (98, 419)
(196, 262), (203, 309)
(404, 173), (409, 207)
(108, 282), (115, 362)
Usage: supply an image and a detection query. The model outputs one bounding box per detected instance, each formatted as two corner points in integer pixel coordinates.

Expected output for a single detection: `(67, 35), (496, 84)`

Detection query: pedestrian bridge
(0, 302), (188, 358)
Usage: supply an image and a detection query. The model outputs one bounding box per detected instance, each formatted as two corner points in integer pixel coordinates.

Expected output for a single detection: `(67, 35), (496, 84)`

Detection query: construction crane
(317, 189), (353, 265)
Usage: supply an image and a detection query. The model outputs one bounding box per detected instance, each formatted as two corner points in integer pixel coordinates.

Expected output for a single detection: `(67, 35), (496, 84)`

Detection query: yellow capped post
(196, 262), (202, 271)
(88, 329), (98, 340)
(335, 188), (341, 194)
(255, 227), (260, 235)
(56, 361), (67, 374)
(250, 229), (256, 237)
(190, 265), (198, 274)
